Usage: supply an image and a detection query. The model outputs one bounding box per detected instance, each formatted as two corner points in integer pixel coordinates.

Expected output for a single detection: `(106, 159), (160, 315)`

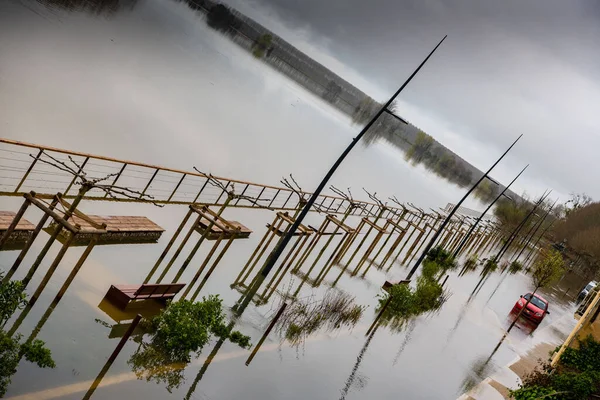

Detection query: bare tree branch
(278, 174), (336, 214)
(33, 151), (163, 207)
(194, 167), (273, 210)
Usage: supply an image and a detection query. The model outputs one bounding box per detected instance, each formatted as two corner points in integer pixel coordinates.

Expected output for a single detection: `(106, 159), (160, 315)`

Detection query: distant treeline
(36, 0), (139, 14)
(182, 0), (518, 202)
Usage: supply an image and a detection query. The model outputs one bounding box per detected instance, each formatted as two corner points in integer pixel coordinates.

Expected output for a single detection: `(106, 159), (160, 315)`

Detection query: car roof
(527, 292), (548, 303)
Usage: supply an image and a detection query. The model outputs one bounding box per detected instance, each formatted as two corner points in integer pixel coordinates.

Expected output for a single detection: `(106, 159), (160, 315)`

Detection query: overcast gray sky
(225, 0), (600, 201)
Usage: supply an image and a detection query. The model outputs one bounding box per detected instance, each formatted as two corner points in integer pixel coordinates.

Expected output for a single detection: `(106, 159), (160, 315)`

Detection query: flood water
(0, 1), (582, 399)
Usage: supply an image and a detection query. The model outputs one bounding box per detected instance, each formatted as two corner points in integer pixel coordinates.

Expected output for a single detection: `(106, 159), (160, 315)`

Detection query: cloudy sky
(225, 0), (600, 201)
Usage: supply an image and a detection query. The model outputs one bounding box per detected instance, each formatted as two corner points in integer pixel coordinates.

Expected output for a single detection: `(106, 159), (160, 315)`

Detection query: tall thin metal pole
(512, 199), (557, 262)
(406, 134), (523, 280)
(250, 36), (447, 283)
(452, 165), (528, 257)
(495, 191), (550, 261)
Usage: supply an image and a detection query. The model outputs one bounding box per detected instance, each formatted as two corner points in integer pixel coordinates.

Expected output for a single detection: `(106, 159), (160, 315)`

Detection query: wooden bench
(105, 283), (185, 309)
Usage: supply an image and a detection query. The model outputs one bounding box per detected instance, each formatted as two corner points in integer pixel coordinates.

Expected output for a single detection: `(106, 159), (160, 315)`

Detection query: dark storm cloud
(226, 0), (600, 200)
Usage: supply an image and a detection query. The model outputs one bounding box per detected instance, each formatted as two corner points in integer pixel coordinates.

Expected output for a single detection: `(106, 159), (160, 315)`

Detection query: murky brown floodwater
(0, 1), (582, 399)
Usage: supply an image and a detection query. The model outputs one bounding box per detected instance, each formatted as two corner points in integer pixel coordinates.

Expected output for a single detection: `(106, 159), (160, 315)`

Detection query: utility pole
(452, 165), (528, 257)
(241, 36), (448, 300)
(405, 134), (523, 281)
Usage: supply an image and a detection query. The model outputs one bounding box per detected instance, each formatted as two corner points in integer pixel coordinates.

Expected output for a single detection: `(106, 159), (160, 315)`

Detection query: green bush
(508, 260), (523, 274)
(426, 246), (457, 271)
(510, 385), (557, 400)
(129, 296), (251, 392)
(142, 296), (251, 360)
(0, 276), (55, 397)
(421, 259), (442, 281)
(0, 274), (27, 326)
(510, 335), (600, 399)
(414, 276), (444, 313)
(377, 259), (448, 329)
(462, 254), (478, 274)
(482, 259), (498, 274)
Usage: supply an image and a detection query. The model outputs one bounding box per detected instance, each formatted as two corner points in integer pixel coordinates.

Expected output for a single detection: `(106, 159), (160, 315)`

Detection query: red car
(511, 293), (550, 324)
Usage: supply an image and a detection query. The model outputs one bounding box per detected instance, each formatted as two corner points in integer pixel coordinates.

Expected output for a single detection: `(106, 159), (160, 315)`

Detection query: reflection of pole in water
(144, 208), (194, 283)
(392, 320), (416, 366)
(185, 289), (255, 399)
(485, 272), (509, 305)
(246, 302), (287, 365)
(339, 328), (376, 400)
(82, 314), (142, 400)
(8, 237), (95, 336)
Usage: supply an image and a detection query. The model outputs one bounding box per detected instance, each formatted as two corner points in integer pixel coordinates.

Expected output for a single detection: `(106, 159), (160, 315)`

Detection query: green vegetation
(377, 248), (451, 331)
(473, 179), (499, 203)
(405, 132), (474, 189)
(460, 254), (479, 276)
(206, 4), (240, 33)
(553, 197), (600, 275)
(129, 296), (250, 392)
(494, 196), (532, 230)
(252, 34), (273, 58)
(275, 290), (364, 347)
(508, 260), (523, 274)
(483, 258), (499, 274)
(529, 249), (565, 291)
(426, 246), (458, 273)
(510, 335), (600, 400)
(0, 274), (55, 398)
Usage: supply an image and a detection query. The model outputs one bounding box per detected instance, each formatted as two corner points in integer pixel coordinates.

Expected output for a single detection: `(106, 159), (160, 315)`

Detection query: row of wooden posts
(0, 187), (538, 323)
(0, 185), (543, 399)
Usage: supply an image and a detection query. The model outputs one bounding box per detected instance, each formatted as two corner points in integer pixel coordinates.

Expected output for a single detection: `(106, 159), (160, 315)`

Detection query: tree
(405, 131), (434, 163)
(352, 97), (380, 125)
(322, 80), (342, 102)
(206, 4), (238, 32)
(437, 153), (457, 176)
(494, 195), (532, 230)
(252, 34), (273, 58)
(564, 193), (592, 217)
(553, 200), (600, 274)
(474, 179), (498, 203)
(507, 248), (565, 333)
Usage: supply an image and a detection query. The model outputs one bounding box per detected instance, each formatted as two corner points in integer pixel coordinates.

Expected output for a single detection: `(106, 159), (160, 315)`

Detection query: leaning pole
(240, 36), (448, 302)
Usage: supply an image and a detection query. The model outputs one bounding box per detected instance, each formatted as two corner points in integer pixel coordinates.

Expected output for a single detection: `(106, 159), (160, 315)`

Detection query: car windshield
(524, 294), (547, 310)
(585, 282), (597, 291)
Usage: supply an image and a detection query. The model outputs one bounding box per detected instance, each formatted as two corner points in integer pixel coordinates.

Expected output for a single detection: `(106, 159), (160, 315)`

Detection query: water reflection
(0, 275), (56, 397)
(37, 0), (139, 15)
(339, 330), (375, 400)
(0, 0), (581, 398)
(273, 289), (364, 350)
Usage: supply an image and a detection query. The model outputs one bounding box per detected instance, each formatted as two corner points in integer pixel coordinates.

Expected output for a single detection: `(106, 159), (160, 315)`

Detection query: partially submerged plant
(129, 295), (250, 392)
(275, 290), (364, 347)
(461, 254), (479, 275)
(508, 260), (523, 275)
(0, 274), (55, 397)
(0, 275), (27, 326)
(377, 260), (450, 331)
(482, 258), (498, 275)
(426, 246), (457, 272)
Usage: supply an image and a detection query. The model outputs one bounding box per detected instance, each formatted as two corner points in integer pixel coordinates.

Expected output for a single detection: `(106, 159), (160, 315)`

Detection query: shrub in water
(0, 275), (55, 397)
(426, 246), (457, 271)
(129, 295), (251, 391)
